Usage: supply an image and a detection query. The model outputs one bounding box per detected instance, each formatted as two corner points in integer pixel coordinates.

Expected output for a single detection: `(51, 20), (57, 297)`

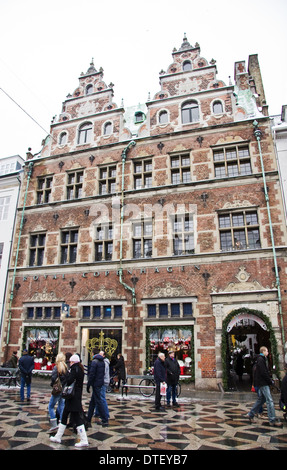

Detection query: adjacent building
(1, 36), (287, 389)
(0, 155), (24, 341)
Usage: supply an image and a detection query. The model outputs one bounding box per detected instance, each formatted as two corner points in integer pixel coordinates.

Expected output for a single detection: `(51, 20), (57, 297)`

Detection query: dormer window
(86, 84), (93, 95)
(213, 101), (223, 114)
(183, 61), (192, 71)
(159, 110), (168, 124)
(59, 132), (67, 145)
(78, 122), (92, 144)
(134, 111), (145, 123)
(181, 101), (199, 124)
(104, 122), (112, 135)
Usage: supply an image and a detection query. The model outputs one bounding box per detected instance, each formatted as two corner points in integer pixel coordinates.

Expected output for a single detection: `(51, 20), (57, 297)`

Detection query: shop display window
(146, 327), (193, 376)
(23, 327), (59, 370)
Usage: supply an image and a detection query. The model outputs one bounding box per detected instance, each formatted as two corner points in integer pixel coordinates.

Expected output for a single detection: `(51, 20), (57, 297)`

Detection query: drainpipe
(253, 120), (286, 354)
(118, 140), (136, 304)
(5, 161), (34, 357)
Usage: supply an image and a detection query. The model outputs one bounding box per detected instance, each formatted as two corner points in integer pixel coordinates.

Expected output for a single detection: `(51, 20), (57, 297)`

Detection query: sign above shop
(226, 313), (267, 332)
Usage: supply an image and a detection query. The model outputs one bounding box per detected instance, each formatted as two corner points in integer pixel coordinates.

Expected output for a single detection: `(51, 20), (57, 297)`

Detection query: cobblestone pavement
(0, 382), (287, 451)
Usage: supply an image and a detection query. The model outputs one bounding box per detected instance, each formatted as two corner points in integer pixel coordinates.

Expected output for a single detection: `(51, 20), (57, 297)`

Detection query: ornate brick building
(1, 35), (287, 389)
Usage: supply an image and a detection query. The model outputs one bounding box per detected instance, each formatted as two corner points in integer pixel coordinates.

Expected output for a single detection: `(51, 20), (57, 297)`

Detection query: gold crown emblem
(86, 330), (118, 360)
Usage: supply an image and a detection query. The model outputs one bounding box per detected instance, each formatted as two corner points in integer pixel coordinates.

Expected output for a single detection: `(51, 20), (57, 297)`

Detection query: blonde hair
(56, 352), (68, 375)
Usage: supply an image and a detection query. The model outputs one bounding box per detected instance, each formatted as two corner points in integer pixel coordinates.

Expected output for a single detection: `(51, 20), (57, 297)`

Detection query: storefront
(146, 326), (194, 378)
(22, 326), (59, 370)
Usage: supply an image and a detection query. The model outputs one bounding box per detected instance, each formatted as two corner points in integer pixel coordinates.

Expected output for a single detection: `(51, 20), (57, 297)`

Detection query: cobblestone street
(0, 380), (287, 451)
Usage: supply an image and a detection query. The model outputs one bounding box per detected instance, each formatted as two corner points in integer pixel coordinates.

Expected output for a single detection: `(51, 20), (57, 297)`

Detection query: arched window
(78, 122), (92, 144)
(104, 122), (112, 135)
(181, 101), (199, 124)
(183, 61), (192, 71)
(59, 132), (67, 145)
(159, 110), (168, 124)
(213, 101), (223, 114)
(86, 84), (93, 95)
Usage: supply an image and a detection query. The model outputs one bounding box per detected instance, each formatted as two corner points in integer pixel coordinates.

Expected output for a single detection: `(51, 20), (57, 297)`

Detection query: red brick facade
(1, 36), (286, 389)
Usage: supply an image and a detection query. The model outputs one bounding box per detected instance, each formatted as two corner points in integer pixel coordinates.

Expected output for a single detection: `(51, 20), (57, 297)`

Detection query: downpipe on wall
(253, 120), (286, 362)
(118, 140), (136, 304)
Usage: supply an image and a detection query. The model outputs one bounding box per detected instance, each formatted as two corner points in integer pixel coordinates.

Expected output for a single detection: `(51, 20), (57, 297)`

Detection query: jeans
(249, 385), (276, 423)
(95, 385), (109, 419)
(166, 384), (177, 404)
(88, 386), (109, 423)
(48, 393), (65, 420)
(20, 376), (31, 401)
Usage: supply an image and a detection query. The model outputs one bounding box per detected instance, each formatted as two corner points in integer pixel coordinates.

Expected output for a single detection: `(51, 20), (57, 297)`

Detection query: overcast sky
(0, 0), (286, 160)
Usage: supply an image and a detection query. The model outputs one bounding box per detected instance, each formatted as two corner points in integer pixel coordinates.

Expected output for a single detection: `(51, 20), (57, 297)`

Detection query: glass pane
(183, 303), (193, 316)
(220, 231), (232, 250)
(159, 304), (168, 316)
(234, 230), (246, 249)
(246, 212), (258, 225)
(147, 305), (156, 317)
(219, 215), (230, 228)
(171, 303), (180, 317)
(232, 213), (244, 226)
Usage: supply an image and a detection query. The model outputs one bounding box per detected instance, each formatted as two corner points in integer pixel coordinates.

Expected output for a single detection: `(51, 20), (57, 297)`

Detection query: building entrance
(225, 311), (273, 391)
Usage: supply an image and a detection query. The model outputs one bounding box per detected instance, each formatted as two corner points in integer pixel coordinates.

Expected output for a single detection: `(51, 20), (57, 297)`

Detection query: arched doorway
(221, 308), (279, 391)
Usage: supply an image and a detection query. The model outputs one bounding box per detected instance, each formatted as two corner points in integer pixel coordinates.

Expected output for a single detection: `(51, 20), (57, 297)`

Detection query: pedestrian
(165, 350), (180, 407)
(50, 354), (89, 447)
(18, 349), (34, 402)
(48, 352), (68, 432)
(247, 346), (281, 427)
(94, 351), (110, 421)
(280, 369), (287, 411)
(87, 351), (109, 427)
(8, 351), (18, 368)
(153, 352), (167, 411)
(114, 353), (126, 390)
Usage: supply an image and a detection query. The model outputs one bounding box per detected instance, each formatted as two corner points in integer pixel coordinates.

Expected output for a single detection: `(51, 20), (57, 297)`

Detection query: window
(213, 145), (252, 178)
(181, 101), (199, 124)
(159, 110), (168, 124)
(104, 122), (112, 135)
(213, 101), (223, 114)
(133, 220), (152, 258)
(86, 84), (93, 95)
(219, 210), (261, 251)
(59, 132), (67, 145)
(82, 304), (122, 320)
(172, 214), (194, 255)
(26, 305), (61, 320)
(78, 122), (92, 144)
(29, 233), (46, 266)
(170, 154), (191, 184)
(183, 60), (192, 71)
(134, 111), (145, 123)
(67, 170), (83, 200)
(147, 302), (193, 318)
(60, 229), (78, 264)
(134, 159), (152, 189)
(0, 196), (10, 220)
(37, 176), (52, 204)
(95, 224), (113, 261)
(99, 165), (116, 195)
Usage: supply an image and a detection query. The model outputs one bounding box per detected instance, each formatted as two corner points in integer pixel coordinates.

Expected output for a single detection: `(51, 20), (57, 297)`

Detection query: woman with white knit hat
(50, 354), (89, 447)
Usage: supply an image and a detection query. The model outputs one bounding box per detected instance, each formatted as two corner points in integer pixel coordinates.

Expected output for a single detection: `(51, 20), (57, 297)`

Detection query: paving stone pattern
(0, 386), (287, 451)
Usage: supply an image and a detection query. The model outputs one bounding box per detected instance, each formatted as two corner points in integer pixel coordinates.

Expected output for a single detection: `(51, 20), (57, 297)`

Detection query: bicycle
(139, 377), (181, 398)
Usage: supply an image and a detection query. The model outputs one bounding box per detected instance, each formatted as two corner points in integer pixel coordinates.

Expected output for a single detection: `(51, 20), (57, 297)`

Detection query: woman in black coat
(114, 354), (126, 390)
(50, 354), (89, 447)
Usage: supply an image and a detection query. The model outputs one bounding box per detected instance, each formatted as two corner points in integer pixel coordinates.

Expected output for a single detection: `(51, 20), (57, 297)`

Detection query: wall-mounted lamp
(200, 192), (209, 207)
(202, 271), (210, 286)
(197, 136), (204, 147)
(53, 213), (59, 222)
(59, 161), (65, 171)
(157, 142), (164, 153)
(69, 279), (76, 292)
(84, 209), (90, 217)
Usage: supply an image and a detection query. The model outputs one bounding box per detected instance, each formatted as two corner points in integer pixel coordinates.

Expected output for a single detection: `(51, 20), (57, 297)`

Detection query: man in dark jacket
(165, 350), (180, 407)
(87, 352), (109, 426)
(153, 352), (166, 411)
(247, 346), (281, 426)
(18, 350), (34, 401)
